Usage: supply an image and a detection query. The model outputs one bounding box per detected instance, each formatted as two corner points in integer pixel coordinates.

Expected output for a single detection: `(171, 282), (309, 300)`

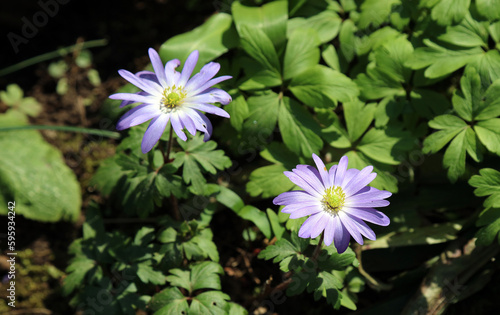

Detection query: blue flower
(110, 49), (232, 153)
(274, 154), (391, 253)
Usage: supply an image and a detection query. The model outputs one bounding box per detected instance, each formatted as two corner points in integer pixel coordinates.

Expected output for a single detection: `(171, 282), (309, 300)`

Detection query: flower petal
(185, 62), (220, 92)
(120, 91), (148, 108)
(312, 153), (331, 188)
(171, 114), (187, 141)
(350, 189), (392, 201)
(346, 214), (376, 240)
(141, 114), (169, 153)
(324, 219), (335, 246)
(184, 103), (230, 118)
(118, 69), (163, 95)
(189, 110), (213, 141)
(344, 207), (390, 226)
(195, 88), (232, 105)
(284, 171), (323, 199)
(298, 214), (323, 238)
(281, 202), (321, 214)
(343, 166), (376, 197)
(292, 166), (325, 195)
(346, 199), (390, 208)
(165, 59), (181, 86)
(333, 156), (349, 187)
(190, 75), (232, 96)
(116, 104), (161, 130)
(339, 212), (364, 245)
(148, 48), (168, 88)
(273, 190), (318, 205)
(178, 50), (199, 87)
(333, 216), (350, 253)
(289, 205), (322, 219)
(109, 93), (158, 104)
(136, 70), (159, 84)
(310, 213), (329, 239)
(177, 111), (197, 136)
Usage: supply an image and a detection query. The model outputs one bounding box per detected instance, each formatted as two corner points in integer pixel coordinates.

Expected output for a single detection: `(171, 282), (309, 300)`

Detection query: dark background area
(0, 0), (220, 89)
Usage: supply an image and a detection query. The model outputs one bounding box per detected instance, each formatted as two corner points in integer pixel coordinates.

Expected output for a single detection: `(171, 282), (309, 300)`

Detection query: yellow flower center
(160, 85), (186, 113)
(322, 186), (345, 215)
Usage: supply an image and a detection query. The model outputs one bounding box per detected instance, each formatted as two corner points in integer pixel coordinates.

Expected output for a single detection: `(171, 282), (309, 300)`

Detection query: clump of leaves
(0, 84), (41, 117)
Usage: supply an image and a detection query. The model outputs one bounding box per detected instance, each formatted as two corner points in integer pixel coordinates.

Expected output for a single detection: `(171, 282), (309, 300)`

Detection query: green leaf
(358, 127), (414, 165)
(475, 208), (500, 246)
(258, 237), (308, 270)
(190, 291), (229, 315)
(239, 25), (282, 75)
(149, 287), (189, 314)
(232, 0), (288, 52)
(358, 35), (417, 95)
(339, 19), (357, 65)
(423, 115), (467, 154)
(430, 0), (470, 26)
(175, 135), (231, 194)
(243, 92), (280, 141)
(246, 164), (295, 198)
(156, 166), (186, 199)
(159, 13), (238, 73)
(283, 28), (320, 80)
(225, 302), (248, 315)
(308, 271), (342, 309)
(357, 0), (400, 29)
(317, 110), (351, 149)
(238, 205), (272, 239)
(137, 262), (166, 285)
(224, 94), (249, 132)
(166, 261), (223, 294)
(364, 222), (463, 249)
(357, 26), (401, 56)
(19, 97), (42, 117)
(344, 100), (375, 143)
(287, 11), (342, 44)
(475, 119), (500, 156)
(289, 65), (359, 107)
(278, 97), (323, 157)
(443, 128), (468, 182)
(469, 168), (500, 208)
(476, 0), (500, 21)
(190, 261), (224, 292)
(405, 39), (483, 79)
(267, 208), (286, 240)
(0, 114), (81, 222)
(0, 84), (23, 106)
(437, 13), (489, 48)
(62, 257), (95, 296)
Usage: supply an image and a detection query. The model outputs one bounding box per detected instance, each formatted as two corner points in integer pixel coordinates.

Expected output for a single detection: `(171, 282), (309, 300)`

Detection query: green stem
(0, 39), (108, 76)
(0, 125), (120, 139)
(165, 124), (174, 163)
(312, 233), (324, 261)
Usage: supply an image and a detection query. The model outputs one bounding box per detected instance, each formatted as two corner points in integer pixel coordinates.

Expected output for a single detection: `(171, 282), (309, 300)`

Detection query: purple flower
(274, 154), (391, 253)
(109, 49), (232, 153)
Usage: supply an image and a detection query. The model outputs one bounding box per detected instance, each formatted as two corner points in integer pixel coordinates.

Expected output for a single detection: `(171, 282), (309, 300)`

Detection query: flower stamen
(160, 85), (187, 113)
(321, 186), (345, 215)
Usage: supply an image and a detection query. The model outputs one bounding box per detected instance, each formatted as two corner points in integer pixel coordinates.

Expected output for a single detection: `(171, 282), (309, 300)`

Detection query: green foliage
(174, 135), (232, 195)
(159, 13), (238, 73)
(21, 1), (500, 314)
(149, 262), (230, 314)
(469, 168), (500, 208)
(0, 112), (81, 222)
(424, 67), (500, 181)
(0, 84), (42, 117)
